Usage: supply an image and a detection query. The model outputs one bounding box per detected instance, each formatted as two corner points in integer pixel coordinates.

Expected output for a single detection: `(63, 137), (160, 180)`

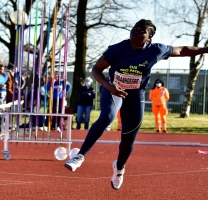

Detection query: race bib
(113, 71), (142, 89)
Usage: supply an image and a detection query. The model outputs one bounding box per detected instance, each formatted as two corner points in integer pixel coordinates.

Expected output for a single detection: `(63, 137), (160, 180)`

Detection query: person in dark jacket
(76, 77), (95, 130)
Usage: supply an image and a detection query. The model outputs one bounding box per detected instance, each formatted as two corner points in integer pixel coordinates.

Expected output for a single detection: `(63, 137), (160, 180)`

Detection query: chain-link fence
(66, 69), (208, 114)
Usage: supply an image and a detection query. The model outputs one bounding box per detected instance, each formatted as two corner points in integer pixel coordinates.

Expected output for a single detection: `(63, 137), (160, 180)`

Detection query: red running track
(0, 130), (208, 200)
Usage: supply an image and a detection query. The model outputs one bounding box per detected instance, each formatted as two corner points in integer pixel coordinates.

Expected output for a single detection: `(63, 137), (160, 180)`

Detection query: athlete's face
(130, 25), (152, 44)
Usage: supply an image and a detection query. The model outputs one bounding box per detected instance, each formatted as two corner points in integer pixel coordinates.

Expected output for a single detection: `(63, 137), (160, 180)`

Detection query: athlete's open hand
(107, 84), (128, 98)
(91, 56), (128, 98)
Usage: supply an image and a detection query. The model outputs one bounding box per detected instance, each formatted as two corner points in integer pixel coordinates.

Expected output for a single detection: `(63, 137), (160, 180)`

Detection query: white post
(3, 113), (10, 152)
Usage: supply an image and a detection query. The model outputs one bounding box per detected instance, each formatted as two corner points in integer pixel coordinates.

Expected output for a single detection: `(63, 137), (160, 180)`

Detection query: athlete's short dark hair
(135, 19), (156, 37)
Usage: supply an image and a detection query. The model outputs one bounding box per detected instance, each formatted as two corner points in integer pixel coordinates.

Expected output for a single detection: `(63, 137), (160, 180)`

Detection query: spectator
(149, 79), (170, 133)
(47, 71), (71, 127)
(6, 63), (25, 103)
(24, 69), (45, 111)
(40, 84), (49, 106)
(0, 61), (12, 126)
(0, 61), (12, 105)
(76, 77), (95, 130)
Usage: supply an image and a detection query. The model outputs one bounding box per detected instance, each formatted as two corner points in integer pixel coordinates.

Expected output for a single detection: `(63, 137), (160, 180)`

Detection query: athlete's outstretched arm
(171, 46), (208, 57)
(92, 56), (128, 98)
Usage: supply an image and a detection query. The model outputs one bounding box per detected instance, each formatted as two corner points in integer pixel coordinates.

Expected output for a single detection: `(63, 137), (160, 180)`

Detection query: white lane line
(0, 169), (208, 180)
(0, 180), (33, 183)
(128, 169), (208, 177)
(0, 180), (33, 186)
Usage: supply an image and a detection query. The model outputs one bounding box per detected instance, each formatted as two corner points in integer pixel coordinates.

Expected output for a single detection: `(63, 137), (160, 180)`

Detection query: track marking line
(128, 169), (208, 177)
(0, 169), (208, 180)
(0, 179), (33, 186)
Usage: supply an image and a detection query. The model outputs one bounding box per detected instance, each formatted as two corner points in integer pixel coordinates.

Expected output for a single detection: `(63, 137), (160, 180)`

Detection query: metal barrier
(2, 112), (73, 160)
(0, 113), (10, 159)
(77, 69), (208, 114)
(2, 112), (208, 161)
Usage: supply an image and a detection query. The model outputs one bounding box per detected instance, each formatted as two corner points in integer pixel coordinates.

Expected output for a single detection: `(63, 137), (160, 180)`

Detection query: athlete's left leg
(117, 90), (145, 170)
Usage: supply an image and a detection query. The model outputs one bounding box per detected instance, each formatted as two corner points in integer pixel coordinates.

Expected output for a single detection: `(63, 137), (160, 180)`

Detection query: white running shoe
(111, 160), (125, 190)
(0, 133), (4, 140)
(64, 154), (85, 172)
(56, 127), (61, 132)
(39, 126), (48, 131)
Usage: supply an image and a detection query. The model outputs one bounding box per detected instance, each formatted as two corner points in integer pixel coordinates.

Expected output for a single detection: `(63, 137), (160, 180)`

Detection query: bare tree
(0, 0), (143, 112)
(155, 0), (208, 117)
(0, 0), (67, 95)
(69, 0), (140, 111)
(0, 0), (66, 67)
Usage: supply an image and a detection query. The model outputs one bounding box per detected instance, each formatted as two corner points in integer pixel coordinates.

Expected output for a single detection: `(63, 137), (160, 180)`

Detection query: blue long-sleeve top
(0, 72), (8, 100)
(47, 80), (71, 100)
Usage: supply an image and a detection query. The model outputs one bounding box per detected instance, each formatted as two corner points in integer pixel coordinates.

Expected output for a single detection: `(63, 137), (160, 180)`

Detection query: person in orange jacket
(149, 79), (169, 133)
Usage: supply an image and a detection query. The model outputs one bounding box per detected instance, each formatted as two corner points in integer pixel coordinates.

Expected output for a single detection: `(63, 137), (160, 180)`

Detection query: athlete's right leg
(111, 90), (145, 190)
(64, 87), (122, 171)
(79, 87), (122, 155)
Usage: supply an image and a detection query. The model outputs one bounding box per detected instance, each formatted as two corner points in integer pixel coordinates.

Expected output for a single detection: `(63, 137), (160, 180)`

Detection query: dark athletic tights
(79, 87), (145, 170)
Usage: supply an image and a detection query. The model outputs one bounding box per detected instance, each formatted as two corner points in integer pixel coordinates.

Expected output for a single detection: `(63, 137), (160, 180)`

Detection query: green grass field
(72, 110), (208, 134)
